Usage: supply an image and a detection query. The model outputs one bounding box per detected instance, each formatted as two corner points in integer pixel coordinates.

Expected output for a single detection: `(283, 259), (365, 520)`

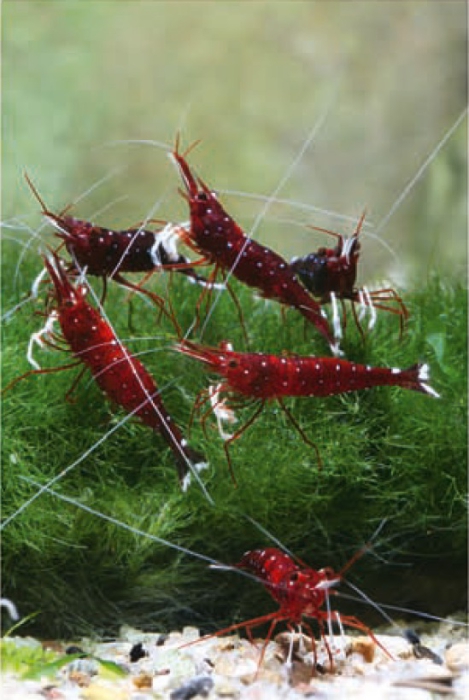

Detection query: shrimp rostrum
(290, 212), (409, 340)
(16, 251), (208, 492)
(176, 339), (439, 480)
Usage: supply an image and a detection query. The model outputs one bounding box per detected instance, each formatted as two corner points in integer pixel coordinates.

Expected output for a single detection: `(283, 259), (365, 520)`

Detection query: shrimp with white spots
(204, 546), (392, 672)
(290, 211), (409, 339)
(176, 338), (439, 478)
(24, 173), (218, 313)
(12, 251), (208, 491)
(170, 138), (339, 354)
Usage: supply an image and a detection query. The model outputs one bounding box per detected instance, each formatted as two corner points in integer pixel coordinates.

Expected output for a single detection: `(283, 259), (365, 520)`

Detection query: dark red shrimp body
(171, 143), (338, 353)
(177, 339), (438, 477)
(177, 339), (439, 400)
(49, 213), (213, 287)
(236, 548), (342, 626)
(236, 548), (328, 618)
(290, 214), (408, 335)
(199, 546), (391, 672)
(53, 217), (162, 274)
(291, 218), (361, 303)
(291, 241), (357, 300)
(25, 173), (213, 291)
(50, 215), (211, 285)
(40, 253), (207, 490)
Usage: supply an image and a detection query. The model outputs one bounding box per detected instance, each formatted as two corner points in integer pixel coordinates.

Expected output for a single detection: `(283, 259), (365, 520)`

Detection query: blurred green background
(2, 1), (467, 638)
(3, 1), (467, 278)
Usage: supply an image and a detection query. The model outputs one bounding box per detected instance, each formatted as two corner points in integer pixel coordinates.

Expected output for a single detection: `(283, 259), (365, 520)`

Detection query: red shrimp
(186, 546), (391, 674)
(23, 251), (208, 491)
(25, 173), (216, 307)
(176, 339), (439, 477)
(170, 139), (339, 354)
(290, 212), (409, 339)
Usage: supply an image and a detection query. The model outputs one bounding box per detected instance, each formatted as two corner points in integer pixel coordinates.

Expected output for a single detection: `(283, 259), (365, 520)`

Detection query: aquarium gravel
(1, 619), (468, 700)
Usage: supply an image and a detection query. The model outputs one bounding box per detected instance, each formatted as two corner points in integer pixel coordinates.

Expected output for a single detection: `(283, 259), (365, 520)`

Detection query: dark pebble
(156, 633), (169, 646)
(413, 644), (444, 665)
(65, 645), (86, 657)
(129, 641), (147, 663)
(170, 675), (214, 700)
(403, 629), (420, 645)
(403, 628), (443, 665)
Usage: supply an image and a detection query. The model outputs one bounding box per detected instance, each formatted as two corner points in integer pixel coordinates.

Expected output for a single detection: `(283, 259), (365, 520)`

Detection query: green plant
(2, 258), (466, 638)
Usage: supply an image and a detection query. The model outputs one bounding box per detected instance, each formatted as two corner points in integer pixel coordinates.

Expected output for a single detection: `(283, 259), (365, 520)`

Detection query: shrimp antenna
(15, 478), (219, 566)
(1, 402), (146, 530)
(24, 166), (125, 220)
(338, 587), (468, 629)
(98, 138), (171, 151)
(338, 518), (388, 578)
(242, 515), (307, 566)
(24, 172), (52, 214)
(376, 107), (467, 235)
(218, 189), (372, 231)
(12, 479), (282, 592)
(174, 131), (202, 160)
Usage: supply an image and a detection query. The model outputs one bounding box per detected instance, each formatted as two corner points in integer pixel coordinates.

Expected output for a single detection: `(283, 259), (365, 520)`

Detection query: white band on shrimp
(184, 276), (226, 291)
(342, 234), (356, 264)
(27, 311), (59, 370)
(358, 288), (367, 321)
(419, 363), (441, 398)
(151, 222), (226, 291)
(358, 286), (377, 329)
(363, 286), (376, 329)
(284, 629), (296, 668)
(181, 458), (209, 493)
(330, 292), (342, 341)
(44, 214), (69, 236)
(335, 611), (345, 641)
(149, 222), (182, 267)
(209, 382), (237, 441)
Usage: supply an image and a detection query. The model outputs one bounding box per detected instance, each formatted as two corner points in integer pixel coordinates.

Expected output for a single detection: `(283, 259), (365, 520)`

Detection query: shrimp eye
(290, 572), (299, 582)
(228, 359), (238, 368)
(197, 192), (208, 202)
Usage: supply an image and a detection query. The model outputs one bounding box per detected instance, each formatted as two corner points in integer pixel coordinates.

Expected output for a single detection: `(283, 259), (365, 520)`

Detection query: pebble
(169, 675), (214, 699)
(1, 621), (468, 699)
(132, 672), (153, 689)
(347, 636), (375, 663)
(152, 670), (172, 693)
(445, 642), (469, 673)
(81, 685), (128, 700)
(129, 642), (147, 663)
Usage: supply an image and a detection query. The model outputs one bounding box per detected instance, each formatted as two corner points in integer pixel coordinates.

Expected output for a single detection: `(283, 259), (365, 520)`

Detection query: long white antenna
(376, 108), (467, 235)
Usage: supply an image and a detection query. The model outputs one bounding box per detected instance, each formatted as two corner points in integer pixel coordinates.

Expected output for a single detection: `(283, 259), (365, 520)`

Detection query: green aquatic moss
(1, 262), (466, 639)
